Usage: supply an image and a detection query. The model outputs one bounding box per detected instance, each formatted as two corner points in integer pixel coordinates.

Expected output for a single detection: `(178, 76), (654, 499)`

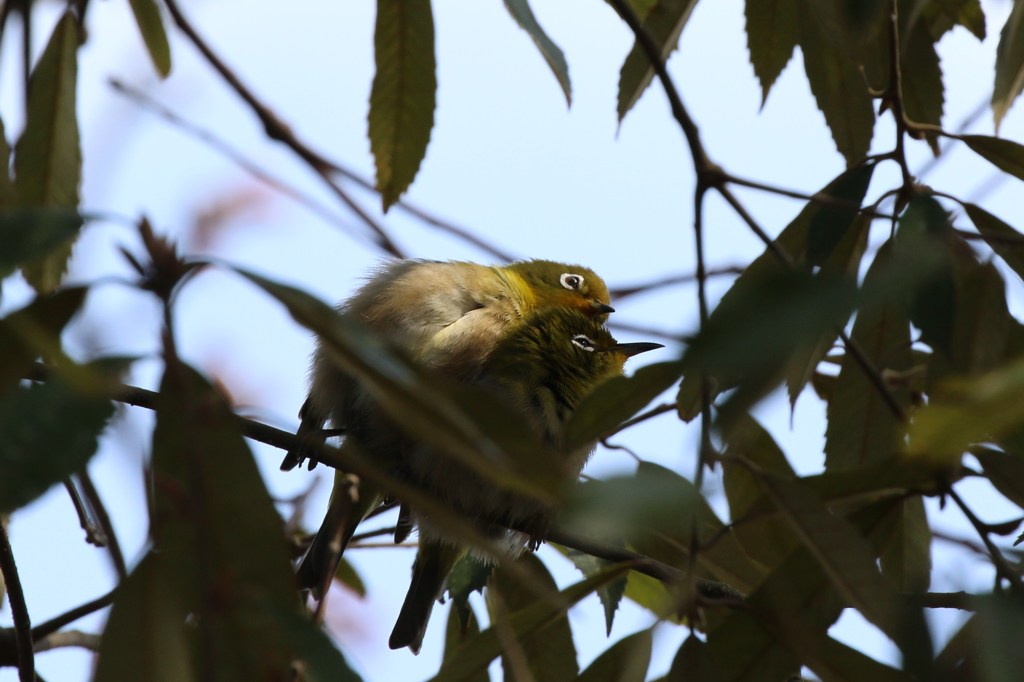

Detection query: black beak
(608, 341), (664, 358)
(593, 302), (616, 314)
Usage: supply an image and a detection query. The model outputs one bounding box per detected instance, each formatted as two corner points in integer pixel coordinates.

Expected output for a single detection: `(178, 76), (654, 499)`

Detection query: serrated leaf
(576, 628), (652, 682)
(879, 497), (931, 593)
(431, 561), (631, 682)
(993, 0), (1024, 130)
(503, 0), (571, 105)
(974, 446), (1024, 509)
(0, 368), (113, 514)
(913, 0), (986, 41)
(489, 553), (578, 682)
(564, 360), (682, 451)
(616, 0), (699, 122)
(825, 242), (911, 471)
(963, 134), (1024, 180)
(796, 0), (875, 164)
(128, 0), (172, 77)
(13, 11), (81, 293)
(744, 0), (799, 104)
(369, 0), (436, 211)
(235, 267), (560, 502)
(126, 361), (359, 681)
(964, 203), (1024, 284)
(948, 256), (1016, 377)
(900, 15), (944, 150)
(562, 547), (627, 635)
(0, 208), (82, 276)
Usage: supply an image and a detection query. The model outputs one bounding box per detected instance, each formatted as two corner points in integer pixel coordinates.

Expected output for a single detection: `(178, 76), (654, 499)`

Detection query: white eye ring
(572, 334), (596, 352)
(560, 273), (584, 290)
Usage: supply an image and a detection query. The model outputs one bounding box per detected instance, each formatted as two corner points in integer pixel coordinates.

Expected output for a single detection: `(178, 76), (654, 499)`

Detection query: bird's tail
(389, 541), (464, 654)
(296, 471), (380, 599)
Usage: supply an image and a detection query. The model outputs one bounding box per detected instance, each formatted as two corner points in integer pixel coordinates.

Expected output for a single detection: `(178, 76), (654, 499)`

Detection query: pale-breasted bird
(284, 259), (615, 598)
(388, 307), (662, 652)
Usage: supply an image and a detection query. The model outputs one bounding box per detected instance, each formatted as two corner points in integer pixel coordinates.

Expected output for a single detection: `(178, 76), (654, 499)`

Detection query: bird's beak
(607, 341), (664, 357)
(593, 301), (616, 314)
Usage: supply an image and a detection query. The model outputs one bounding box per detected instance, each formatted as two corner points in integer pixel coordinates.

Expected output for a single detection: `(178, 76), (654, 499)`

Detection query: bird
(387, 306), (663, 652)
(284, 259), (616, 600)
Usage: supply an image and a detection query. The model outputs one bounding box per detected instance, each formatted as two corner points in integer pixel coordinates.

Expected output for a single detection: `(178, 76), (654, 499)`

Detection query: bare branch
(0, 521), (34, 680)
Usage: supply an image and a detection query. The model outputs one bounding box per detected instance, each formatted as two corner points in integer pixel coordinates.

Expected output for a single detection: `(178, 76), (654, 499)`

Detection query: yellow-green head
(502, 260), (614, 320)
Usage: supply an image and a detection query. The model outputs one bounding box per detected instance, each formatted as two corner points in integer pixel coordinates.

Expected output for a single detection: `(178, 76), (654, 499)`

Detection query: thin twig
(160, 0), (405, 258)
(31, 589), (117, 640)
(33, 630), (102, 654)
(62, 478), (107, 547)
(0, 521), (34, 681)
(75, 471), (128, 580)
(948, 487), (1023, 592)
(609, 266), (744, 300)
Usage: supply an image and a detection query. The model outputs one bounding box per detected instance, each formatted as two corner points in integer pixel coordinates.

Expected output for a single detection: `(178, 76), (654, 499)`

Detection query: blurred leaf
(825, 241), (911, 471)
(443, 606), (488, 682)
(14, 12), (81, 293)
(948, 255), (1018, 377)
(964, 202), (1024, 284)
(993, 0), (1024, 130)
(334, 556), (367, 597)
(576, 628), (652, 682)
(616, 0), (699, 121)
(912, 0), (985, 40)
(908, 358), (1024, 467)
(900, 14), (944, 150)
(621, 570), (683, 622)
(971, 593), (1024, 682)
(796, 0), (874, 164)
(963, 134), (1024, 180)
(369, 0), (436, 210)
(973, 446), (1024, 509)
(236, 268), (560, 502)
(94, 553), (193, 682)
(489, 553), (578, 682)
(744, 0), (798, 104)
(144, 362), (357, 680)
(0, 287), (86, 390)
(564, 360), (683, 451)
(503, 0), (571, 105)
(0, 208), (82, 276)
(432, 561), (631, 682)
(0, 367), (113, 514)
(678, 164), (874, 418)
(128, 0), (171, 77)
(898, 195), (956, 359)
(0, 117), (13, 209)
(665, 634), (722, 681)
(561, 547), (627, 635)
(879, 497), (931, 593)
(447, 554), (493, 631)
(682, 268), (857, 425)
(747, 469), (904, 640)
(722, 415), (799, 569)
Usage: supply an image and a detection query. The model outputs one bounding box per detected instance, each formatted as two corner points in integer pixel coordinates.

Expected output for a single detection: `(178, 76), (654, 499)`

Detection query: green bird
(388, 307), (662, 653)
(284, 259), (615, 598)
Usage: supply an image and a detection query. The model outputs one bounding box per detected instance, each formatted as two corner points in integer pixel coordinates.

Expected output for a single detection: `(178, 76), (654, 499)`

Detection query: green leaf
(503, 0), (571, 105)
(879, 497), (931, 593)
(369, 0), (436, 211)
(744, 0), (799, 104)
(235, 268), (560, 502)
(900, 15), (944, 150)
(443, 606), (488, 682)
(746, 469), (905, 641)
(0, 208), (82, 276)
(899, 196), (957, 358)
(621, 570), (683, 622)
(913, 0), (986, 40)
(13, 11), (81, 293)
(489, 553), (578, 682)
(616, 0), (699, 122)
(993, 0), (1024, 130)
(94, 553), (194, 682)
(971, 593), (1024, 682)
(947, 255), (1018, 377)
(564, 360), (683, 451)
(962, 134), (1024, 180)
(0, 367), (113, 514)
(447, 555), (494, 631)
(825, 241), (911, 471)
(964, 202), (1024, 284)
(974, 446), (1024, 509)
(665, 635), (723, 681)
(561, 547), (627, 635)
(796, 0), (875, 164)
(127, 0), (172, 77)
(431, 561), (631, 682)
(0, 287), (86, 390)
(334, 556), (367, 597)
(141, 362), (358, 681)
(575, 628), (652, 682)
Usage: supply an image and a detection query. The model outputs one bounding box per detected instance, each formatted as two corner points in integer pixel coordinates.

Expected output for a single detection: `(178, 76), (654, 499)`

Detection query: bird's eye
(560, 273), (584, 291)
(571, 334), (596, 352)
